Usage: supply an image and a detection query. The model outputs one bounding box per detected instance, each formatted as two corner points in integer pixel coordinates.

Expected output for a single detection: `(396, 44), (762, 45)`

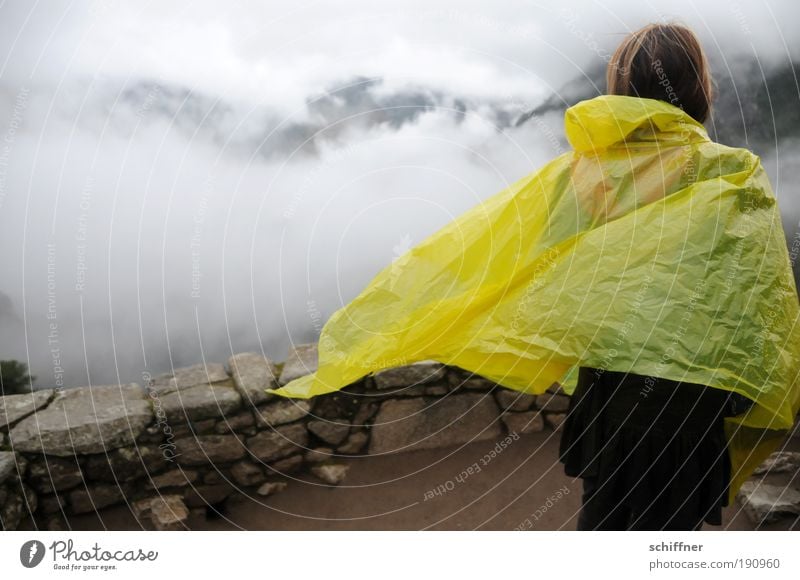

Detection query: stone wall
(0, 343), (570, 531)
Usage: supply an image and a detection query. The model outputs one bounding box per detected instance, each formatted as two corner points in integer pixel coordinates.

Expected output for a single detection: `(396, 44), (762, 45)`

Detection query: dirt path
(58, 429), (800, 531)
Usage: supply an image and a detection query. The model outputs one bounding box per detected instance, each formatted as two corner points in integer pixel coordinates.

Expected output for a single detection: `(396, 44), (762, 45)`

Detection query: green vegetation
(0, 360), (36, 396)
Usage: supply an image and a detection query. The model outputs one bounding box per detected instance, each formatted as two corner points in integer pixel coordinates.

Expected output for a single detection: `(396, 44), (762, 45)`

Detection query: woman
(269, 23), (800, 530)
(558, 23), (757, 531)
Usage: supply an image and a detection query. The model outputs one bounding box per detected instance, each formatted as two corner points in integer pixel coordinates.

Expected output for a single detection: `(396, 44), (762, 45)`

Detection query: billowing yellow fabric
(269, 94), (800, 504)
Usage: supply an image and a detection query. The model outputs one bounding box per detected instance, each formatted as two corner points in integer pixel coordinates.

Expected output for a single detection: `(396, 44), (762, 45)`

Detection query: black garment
(577, 476), (705, 530)
(559, 366), (752, 530)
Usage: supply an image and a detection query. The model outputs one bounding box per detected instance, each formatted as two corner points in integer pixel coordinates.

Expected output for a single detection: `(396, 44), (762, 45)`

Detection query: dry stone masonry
(0, 342), (798, 530)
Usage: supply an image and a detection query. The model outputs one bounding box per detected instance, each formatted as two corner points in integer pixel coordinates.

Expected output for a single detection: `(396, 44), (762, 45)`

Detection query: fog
(0, 0), (798, 389)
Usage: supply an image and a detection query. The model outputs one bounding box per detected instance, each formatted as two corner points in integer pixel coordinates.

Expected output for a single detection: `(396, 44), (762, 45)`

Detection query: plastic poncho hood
(271, 94), (800, 502)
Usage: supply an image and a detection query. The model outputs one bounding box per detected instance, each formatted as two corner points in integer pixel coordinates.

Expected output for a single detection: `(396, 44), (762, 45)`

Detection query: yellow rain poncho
(270, 94), (800, 503)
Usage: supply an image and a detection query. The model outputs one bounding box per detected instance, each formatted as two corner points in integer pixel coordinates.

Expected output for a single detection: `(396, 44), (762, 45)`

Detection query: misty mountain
(111, 75), (518, 160)
(76, 52), (800, 167)
(514, 56), (800, 156)
(3, 52), (798, 390)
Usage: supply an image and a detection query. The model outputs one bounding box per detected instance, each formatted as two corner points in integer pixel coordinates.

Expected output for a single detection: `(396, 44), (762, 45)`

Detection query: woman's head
(607, 23), (714, 124)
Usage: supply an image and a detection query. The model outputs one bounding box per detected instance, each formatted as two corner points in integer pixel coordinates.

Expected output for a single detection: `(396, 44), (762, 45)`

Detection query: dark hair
(607, 23), (714, 124)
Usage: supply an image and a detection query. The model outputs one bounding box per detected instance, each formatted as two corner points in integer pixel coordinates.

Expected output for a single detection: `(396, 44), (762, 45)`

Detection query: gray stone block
(37, 493), (66, 515)
(308, 419), (351, 446)
(278, 343), (318, 385)
(254, 399), (310, 428)
(230, 460), (265, 486)
(174, 434), (246, 466)
(311, 463), (349, 485)
(268, 454), (303, 474)
(753, 451), (800, 476)
(147, 468), (199, 489)
(544, 413), (567, 431)
(256, 481), (287, 497)
(738, 481), (800, 524)
(134, 495), (190, 531)
(369, 393), (502, 454)
(373, 360), (446, 389)
(150, 495), (190, 530)
(535, 393), (571, 413)
(227, 352), (278, 406)
(27, 456), (83, 493)
(214, 411), (255, 434)
(149, 363), (230, 396)
(0, 451), (17, 484)
(158, 382), (242, 423)
(0, 389), (54, 429)
(446, 368), (495, 390)
(494, 389), (537, 411)
(84, 444), (172, 482)
(304, 447), (334, 463)
(338, 431), (369, 454)
(9, 384), (152, 456)
(68, 483), (128, 515)
(247, 423), (308, 462)
(0, 483), (36, 530)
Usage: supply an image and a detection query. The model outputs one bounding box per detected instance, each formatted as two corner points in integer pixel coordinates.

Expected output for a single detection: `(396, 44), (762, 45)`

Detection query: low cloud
(0, 0), (797, 388)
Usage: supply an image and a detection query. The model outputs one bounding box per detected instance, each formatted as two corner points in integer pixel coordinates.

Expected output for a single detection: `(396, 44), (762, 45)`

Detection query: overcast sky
(0, 0), (797, 389)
